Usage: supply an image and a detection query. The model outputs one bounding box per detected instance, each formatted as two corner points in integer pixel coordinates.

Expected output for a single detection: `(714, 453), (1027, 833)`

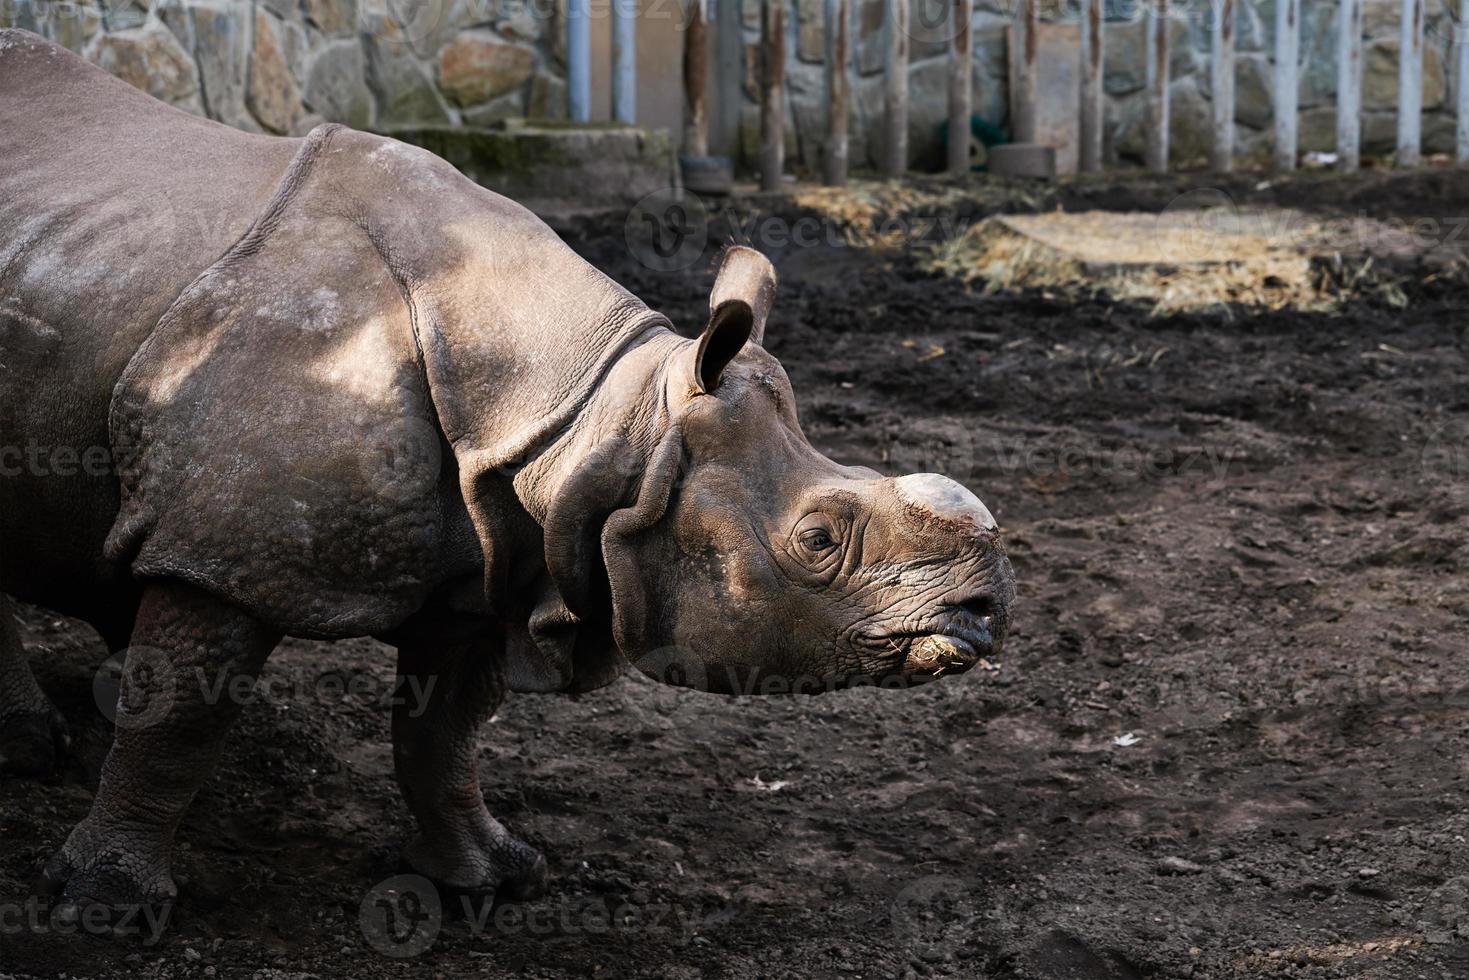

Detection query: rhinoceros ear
(694, 246), (777, 393)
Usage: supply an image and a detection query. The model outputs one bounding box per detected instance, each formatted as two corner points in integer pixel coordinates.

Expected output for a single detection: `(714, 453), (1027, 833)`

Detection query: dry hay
(790, 180), (974, 233)
(930, 206), (1410, 314)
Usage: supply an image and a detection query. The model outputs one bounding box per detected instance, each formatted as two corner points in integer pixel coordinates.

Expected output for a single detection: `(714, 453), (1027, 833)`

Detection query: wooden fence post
(683, 0), (709, 156)
(1337, 0), (1362, 171)
(1079, 0), (1104, 172)
(1145, 0), (1170, 172)
(759, 0), (786, 191)
(715, 0), (743, 155)
(1273, 0), (1298, 170)
(1012, 0), (1037, 143)
(1210, 0), (1234, 171)
(824, 0), (850, 184)
(883, 0), (909, 177)
(1397, 0), (1424, 166)
(948, 0), (973, 173)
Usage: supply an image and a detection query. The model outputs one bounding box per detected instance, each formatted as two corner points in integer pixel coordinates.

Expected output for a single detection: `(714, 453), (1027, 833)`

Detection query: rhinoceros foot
(0, 704), (69, 777)
(38, 816), (176, 939)
(401, 823), (548, 905)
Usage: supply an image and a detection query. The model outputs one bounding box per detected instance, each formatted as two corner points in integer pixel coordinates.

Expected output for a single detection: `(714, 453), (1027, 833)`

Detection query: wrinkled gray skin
(0, 31), (1014, 922)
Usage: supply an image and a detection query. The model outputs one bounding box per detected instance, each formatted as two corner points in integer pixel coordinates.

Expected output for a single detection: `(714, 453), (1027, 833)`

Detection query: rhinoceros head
(543, 247), (1015, 695)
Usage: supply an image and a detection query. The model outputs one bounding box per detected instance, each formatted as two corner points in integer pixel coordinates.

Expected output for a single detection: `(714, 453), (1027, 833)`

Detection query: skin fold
(0, 29), (1015, 922)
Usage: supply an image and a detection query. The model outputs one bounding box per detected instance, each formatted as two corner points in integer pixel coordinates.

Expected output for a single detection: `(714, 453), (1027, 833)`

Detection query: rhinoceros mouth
(900, 634), (982, 676)
(870, 625), (998, 678)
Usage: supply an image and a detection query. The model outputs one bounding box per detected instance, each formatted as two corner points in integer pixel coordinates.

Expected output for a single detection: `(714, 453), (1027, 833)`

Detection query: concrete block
(384, 123), (674, 209)
(987, 142), (1055, 178)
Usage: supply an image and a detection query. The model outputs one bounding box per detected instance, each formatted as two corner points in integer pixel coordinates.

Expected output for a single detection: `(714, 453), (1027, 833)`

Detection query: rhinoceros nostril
(950, 593), (997, 620)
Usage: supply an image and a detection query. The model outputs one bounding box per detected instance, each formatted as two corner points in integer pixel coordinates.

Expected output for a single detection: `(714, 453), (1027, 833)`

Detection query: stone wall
(0, 0), (568, 138)
(3, 0), (1464, 175)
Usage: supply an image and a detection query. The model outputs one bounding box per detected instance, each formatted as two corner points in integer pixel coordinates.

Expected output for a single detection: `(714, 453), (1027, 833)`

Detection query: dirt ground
(3, 167), (1469, 980)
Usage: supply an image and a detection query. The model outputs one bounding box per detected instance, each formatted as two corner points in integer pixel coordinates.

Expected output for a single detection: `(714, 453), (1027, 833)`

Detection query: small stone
(363, 21), (452, 127)
(1157, 856), (1206, 876)
(188, 2), (257, 131)
(86, 25), (200, 108)
(1362, 38), (1446, 112)
(437, 30), (534, 107)
(303, 0), (357, 36)
(248, 9), (305, 133)
(527, 71), (566, 120)
(304, 39), (373, 128)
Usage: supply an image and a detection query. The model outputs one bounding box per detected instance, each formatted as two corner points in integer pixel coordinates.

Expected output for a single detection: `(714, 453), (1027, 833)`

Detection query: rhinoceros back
(0, 30), (299, 626)
(2, 29), (667, 648)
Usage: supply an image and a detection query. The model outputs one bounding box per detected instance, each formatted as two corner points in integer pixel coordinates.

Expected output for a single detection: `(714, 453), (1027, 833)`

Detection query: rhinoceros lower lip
(899, 633), (982, 676)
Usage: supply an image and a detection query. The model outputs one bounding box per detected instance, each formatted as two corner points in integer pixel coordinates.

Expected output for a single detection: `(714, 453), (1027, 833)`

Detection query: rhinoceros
(0, 29), (1014, 920)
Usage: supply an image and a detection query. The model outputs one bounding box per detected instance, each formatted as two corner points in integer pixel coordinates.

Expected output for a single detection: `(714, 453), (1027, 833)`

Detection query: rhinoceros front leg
(41, 581), (279, 922)
(0, 593), (70, 776)
(392, 627), (548, 902)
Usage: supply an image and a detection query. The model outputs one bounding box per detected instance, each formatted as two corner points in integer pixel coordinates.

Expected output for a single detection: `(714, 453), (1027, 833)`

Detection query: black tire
(681, 154), (733, 196)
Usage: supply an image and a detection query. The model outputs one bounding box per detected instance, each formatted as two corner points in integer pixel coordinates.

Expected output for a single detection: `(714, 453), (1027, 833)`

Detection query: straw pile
(929, 206), (1403, 314)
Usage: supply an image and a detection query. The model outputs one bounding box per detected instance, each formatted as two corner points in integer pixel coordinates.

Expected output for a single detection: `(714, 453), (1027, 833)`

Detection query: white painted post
(1458, 0), (1469, 164)
(1211, 0), (1235, 171)
(824, 0), (851, 185)
(612, 0), (637, 124)
(1012, 0), (1037, 143)
(1398, 0), (1424, 166)
(1273, 0), (1299, 170)
(1145, 0), (1170, 172)
(759, 0), (785, 191)
(883, 0), (909, 177)
(567, 0), (591, 121)
(948, 0), (973, 173)
(1338, 0), (1363, 171)
(1079, 0), (1104, 172)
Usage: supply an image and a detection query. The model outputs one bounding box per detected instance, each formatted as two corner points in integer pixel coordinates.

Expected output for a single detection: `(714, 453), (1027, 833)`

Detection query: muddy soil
(3, 169), (1469, 980)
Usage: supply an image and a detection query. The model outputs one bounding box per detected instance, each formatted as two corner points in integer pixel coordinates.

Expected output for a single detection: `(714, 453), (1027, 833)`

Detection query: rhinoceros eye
(799, 528), (835, 552)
